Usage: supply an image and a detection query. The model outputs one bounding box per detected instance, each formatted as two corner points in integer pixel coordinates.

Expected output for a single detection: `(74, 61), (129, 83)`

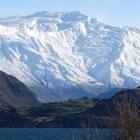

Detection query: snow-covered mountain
(0, 11), (140, 102)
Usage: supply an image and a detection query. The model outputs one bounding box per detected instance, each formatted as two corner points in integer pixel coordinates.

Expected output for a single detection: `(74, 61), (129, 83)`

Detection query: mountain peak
(25, 11), (62, 18)
(60, 11), (88, 22)
(24, 11), (88, 22)
(90, 18), (104, 25)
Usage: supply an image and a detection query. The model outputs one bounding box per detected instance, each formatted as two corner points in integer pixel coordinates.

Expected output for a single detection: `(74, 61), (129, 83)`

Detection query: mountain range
(0, 11), (140, 102)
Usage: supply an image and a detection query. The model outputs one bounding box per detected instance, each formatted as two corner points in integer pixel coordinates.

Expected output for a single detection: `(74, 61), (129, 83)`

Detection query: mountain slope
(0, 71), (39, 107)
(0, 11), (140, 102)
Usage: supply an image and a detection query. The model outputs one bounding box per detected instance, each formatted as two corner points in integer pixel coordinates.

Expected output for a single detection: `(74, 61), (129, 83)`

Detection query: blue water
(0, 128), (121, 140)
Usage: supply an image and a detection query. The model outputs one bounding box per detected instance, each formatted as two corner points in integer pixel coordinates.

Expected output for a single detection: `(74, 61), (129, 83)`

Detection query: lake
(0, 128), (122, 140)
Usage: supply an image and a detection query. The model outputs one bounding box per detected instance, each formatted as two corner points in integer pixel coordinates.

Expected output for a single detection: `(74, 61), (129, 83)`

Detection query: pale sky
(0, 0), (140, 27)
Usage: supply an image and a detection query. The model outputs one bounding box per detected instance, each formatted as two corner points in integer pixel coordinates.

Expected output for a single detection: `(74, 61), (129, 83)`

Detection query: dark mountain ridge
(0, 71), (39, 107)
